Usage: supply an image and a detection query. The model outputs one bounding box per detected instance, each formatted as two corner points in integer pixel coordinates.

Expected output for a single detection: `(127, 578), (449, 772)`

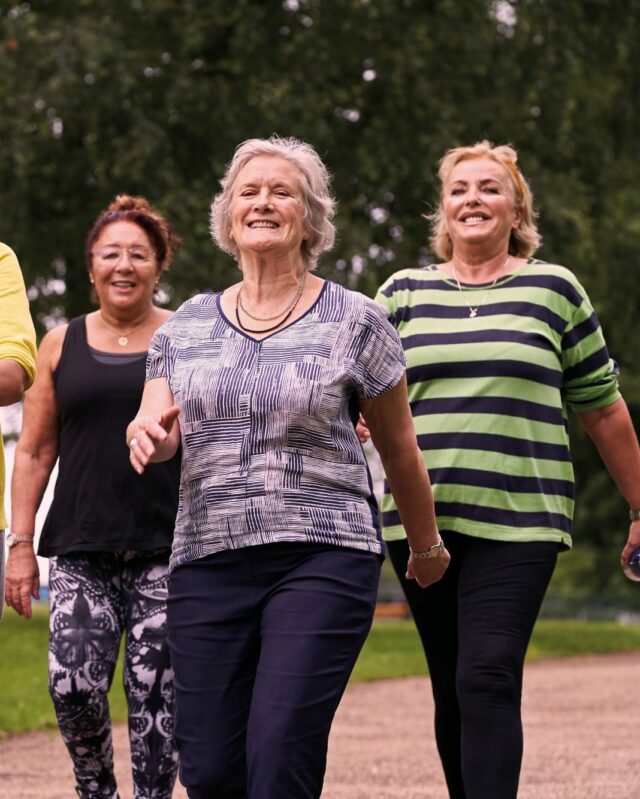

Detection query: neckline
(88, 344), (146, 358)
(81, 315), (147, 356)
(432, 258), (531, 290)
(217, 279), (329, 343)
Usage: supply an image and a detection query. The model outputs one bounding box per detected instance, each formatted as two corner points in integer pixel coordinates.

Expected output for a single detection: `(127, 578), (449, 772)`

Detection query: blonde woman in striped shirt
(374, 141), (640, 799)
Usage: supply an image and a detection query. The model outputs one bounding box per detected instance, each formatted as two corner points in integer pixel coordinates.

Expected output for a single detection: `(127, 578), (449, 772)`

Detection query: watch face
(7, 533), (32, 548)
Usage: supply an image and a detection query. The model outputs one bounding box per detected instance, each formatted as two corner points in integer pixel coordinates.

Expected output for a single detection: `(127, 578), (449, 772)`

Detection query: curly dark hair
(85, 194), (181, 274)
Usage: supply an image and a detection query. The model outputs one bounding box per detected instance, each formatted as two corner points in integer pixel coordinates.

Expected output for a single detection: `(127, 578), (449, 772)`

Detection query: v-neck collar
(216, 280), (329, 343)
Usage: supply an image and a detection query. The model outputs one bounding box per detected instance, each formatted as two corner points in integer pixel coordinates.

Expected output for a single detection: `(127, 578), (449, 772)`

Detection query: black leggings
(388, 533), (558, 799)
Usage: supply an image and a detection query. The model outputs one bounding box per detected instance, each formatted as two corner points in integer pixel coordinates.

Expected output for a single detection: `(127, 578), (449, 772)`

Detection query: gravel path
(1, 652), (638, 799)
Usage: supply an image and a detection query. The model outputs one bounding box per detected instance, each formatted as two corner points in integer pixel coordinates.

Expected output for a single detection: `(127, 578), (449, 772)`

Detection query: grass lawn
(2, 604), (640, 736)
(0, 604), (128, 737)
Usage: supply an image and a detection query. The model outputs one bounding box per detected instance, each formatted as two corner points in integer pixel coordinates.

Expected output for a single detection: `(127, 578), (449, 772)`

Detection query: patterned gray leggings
(48, 551), (178, 799)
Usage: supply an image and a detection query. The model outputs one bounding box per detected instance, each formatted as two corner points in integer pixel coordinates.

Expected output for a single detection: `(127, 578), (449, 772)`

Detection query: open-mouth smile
(248, 221), (279, 229)
(460, 214), (489, 224)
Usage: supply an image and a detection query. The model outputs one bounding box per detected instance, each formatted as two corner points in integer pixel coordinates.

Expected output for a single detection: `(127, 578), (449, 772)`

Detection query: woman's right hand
(128, 405), (180, 474)
(5, 545), (40, 619)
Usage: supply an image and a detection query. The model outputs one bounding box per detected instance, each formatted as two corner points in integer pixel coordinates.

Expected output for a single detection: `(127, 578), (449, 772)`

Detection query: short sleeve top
(147, 280), (405, 570)
(0, 243), (37, 528)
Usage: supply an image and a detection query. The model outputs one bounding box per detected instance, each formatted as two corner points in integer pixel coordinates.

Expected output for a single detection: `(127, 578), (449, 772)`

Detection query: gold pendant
(118, 336), (129, 346)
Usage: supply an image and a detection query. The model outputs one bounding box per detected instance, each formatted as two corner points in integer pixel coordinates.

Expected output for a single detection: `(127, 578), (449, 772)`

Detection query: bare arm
(5, 326), (66, 618)
(126, 377), (181, 474)
(0, 359), (29, 405)
(360, 376), (450, 587)
(577, 397), (640, 567)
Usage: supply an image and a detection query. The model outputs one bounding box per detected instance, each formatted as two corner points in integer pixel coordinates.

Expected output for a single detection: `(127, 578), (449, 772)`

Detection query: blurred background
(2, 0), (639, 614)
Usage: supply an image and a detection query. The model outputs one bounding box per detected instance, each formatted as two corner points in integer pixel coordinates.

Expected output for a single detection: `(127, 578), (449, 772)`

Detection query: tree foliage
(1, 0), (639, 596)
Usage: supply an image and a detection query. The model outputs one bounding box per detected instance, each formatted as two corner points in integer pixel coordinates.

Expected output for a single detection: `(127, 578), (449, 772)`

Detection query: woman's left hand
(577, 400), (640, 575)
(621, 520), (640, 570)
(355, 414), (371, 444)
(406, 547), (451, 588)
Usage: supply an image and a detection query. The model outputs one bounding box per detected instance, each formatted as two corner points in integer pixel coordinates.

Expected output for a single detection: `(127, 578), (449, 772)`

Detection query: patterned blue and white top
(147, 280), (406, 571)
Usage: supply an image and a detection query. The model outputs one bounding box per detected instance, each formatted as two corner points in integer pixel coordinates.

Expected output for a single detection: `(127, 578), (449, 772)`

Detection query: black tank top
(38, 315), (180, 556)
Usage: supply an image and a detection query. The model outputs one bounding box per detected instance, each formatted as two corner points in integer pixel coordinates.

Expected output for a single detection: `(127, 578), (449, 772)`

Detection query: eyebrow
(100, 242), (148, 248)
(450, 177), (502, 187)
(237, 179), (297, 190)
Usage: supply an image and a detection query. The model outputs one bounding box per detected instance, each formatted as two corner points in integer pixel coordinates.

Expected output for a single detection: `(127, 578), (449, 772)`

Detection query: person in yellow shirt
(0, 242), (37, 619)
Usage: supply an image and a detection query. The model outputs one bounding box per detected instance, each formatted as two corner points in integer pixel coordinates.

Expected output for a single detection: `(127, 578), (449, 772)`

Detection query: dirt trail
(1, 652), (638, 799)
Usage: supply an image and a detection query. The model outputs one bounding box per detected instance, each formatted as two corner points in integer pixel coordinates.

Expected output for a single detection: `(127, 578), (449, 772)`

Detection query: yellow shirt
(0, 243), (37, 528)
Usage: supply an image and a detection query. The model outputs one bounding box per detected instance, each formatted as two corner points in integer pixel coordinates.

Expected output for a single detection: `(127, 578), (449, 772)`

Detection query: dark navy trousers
(167, 542), (381, 799)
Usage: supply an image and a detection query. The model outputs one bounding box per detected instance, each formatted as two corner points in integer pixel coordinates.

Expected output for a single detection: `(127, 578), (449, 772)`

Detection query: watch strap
(6, 532), (35, 548)
(409, 540), (444, 559)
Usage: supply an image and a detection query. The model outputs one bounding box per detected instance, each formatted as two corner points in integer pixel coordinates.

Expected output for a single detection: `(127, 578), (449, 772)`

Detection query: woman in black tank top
(5, 195), (182, 799)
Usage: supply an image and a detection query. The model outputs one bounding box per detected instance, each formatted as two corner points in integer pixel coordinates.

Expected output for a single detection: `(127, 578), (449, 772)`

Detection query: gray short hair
(210, 136), (337, 270)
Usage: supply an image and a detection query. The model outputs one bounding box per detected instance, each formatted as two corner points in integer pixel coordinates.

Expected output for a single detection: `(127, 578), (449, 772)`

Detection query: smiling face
(442, 157), (520, 255)
(227, 155), (309, 262)
(89, 221), (159, 314)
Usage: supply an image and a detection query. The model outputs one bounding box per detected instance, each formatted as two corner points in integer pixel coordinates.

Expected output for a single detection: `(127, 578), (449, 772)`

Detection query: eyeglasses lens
(97, 247), (152, 264)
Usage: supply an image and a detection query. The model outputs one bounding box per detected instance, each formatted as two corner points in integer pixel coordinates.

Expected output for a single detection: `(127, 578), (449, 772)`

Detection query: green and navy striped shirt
(375, 260), (620, 548)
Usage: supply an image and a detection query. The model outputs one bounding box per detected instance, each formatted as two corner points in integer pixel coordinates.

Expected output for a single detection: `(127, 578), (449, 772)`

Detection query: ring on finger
(129, 438), (138, 449)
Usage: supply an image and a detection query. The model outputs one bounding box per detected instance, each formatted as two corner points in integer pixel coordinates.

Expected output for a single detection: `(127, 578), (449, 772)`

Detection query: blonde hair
(429, 141), (541, 260)
(210, 136), (336, 270)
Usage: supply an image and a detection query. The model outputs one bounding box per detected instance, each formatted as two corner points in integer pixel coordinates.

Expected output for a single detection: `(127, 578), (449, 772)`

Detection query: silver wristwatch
(6, 532), (34, 548)
(630, 509), (640, 522)
(409, 540), (444, 559)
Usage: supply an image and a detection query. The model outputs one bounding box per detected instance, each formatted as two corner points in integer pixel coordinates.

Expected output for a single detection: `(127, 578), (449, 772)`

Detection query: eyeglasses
(93, 246), (156, 266)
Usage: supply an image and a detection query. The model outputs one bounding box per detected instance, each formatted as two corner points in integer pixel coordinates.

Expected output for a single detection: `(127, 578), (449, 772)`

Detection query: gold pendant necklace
(99, 311), (150, 346)
(451, 257), (510, 318)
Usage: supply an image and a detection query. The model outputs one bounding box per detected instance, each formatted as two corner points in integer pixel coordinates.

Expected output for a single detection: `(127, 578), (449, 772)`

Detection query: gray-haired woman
(126, 136), (450, 799)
